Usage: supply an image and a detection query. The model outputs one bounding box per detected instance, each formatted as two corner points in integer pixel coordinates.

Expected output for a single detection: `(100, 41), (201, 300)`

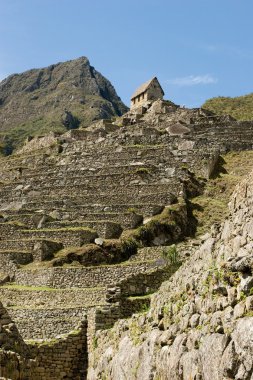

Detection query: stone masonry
(1, 100), (253, 378)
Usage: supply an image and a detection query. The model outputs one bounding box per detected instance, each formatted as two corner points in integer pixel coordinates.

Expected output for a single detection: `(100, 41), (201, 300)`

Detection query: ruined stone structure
(0, 99), (253, 378)
(130, 77), (164, 109)
(89, 169), (253, 380)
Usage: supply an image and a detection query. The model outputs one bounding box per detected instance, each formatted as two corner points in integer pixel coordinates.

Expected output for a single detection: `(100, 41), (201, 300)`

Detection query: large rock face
(0, 56), (128, 151)
(88, 169), (253, 379)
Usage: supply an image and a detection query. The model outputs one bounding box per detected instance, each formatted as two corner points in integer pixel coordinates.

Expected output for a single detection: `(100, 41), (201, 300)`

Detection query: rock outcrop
(0, 56), (128, 152)
(88, 169), (253, 380)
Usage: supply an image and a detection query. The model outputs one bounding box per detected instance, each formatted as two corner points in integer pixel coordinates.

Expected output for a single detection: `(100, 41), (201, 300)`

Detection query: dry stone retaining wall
(14, 261), (161, 288)
(0, 300), (88, 380)
(0, 286), (106, 309)
(2, 103), (253, 379)
(8, 307), (87, 339)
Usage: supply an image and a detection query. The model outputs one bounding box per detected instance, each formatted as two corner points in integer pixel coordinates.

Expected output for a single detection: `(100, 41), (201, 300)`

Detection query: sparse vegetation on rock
(203, 92), (253, 120)
(0, 57), (128, 153)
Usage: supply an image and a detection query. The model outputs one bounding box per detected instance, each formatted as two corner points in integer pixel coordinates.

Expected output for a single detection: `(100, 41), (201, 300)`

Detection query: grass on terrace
(191, 150), (253, 236)
(0, 284), (104, 292)
(21, 257), (157, 270)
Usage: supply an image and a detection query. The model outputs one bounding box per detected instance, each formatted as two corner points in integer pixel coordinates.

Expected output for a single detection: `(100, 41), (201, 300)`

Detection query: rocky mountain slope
(0, 57), (128, 153)
(203, 93), (253, 121)
(0, 99), (253, 379)
(88, 164), (253, 380)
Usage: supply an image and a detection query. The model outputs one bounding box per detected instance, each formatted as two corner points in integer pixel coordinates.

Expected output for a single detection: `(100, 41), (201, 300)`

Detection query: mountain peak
(0, 57), (128, 153)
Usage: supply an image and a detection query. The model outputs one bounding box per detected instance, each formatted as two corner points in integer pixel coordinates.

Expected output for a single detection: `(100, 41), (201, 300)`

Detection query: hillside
(203, 93), (253, 121)
(0, 100), (253, 379)
(89, 163), (253, 380)
(0, 57), (128, 153)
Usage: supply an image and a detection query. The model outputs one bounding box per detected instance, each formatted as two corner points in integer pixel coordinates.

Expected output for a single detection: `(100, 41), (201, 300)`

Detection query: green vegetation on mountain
(0, 57), (128, 154)
(202, 93), (253, 121)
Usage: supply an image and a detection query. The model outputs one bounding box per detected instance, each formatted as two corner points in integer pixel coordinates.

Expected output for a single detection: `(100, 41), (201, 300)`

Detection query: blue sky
(0, 0), (253, 107)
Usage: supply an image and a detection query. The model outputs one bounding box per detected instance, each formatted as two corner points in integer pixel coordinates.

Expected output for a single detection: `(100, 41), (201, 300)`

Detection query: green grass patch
(127, 294), (151, 300)
(21, 227), (96, 233)
(203, 93), (253, 120)
(1, 284), (59, 291)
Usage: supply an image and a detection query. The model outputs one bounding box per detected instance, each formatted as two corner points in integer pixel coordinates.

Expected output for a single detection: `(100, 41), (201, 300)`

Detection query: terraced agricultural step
(0, 181), (182, 201)
(47, 211), (143, 229)
(0, 222), (25, 236)
(0, 285), (106, 309)
(1, 211), (124, 238)
(19, 227), (98, 248)
(62, 191), (176, 205)
(6, 306), (88, 339)
(0, 191), (177, 212)
(0, 250), (33, 266)
(0, 239), (63, 262)
(0, 150), (184, 179)
(129, 247), (165, 262)
(46, 182), (182, 198)
(11, 152), (165, 175)
(21, 163), (158, 179)
(14, 260), (165, 288)
(21, 202), (164, 218)
(61, 145), (170, 160)
(9, 172), (168, 190)
(8, 161), (184, 189)
(45, 220), (122, 239)
(5, 212), (141, 231)
(2, 213), (49, 229)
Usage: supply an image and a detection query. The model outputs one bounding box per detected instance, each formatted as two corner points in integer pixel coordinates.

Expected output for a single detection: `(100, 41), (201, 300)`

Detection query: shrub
(162, 244), (181, 266)
(120, 238), (138, 258)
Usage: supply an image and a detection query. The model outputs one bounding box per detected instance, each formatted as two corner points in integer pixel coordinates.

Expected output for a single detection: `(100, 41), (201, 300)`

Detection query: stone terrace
(1, 100), (253, 378)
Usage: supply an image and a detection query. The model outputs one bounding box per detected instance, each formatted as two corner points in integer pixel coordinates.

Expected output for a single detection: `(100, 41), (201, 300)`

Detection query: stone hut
(130, 77), (164, 109)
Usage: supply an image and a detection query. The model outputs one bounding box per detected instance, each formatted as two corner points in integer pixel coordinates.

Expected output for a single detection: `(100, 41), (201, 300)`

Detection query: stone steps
(50, 191), (176, 205)
(2, 213), (48, 228)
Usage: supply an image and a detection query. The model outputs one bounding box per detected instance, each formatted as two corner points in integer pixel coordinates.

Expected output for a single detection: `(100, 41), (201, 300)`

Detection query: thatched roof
(131, 77), (164, 100)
